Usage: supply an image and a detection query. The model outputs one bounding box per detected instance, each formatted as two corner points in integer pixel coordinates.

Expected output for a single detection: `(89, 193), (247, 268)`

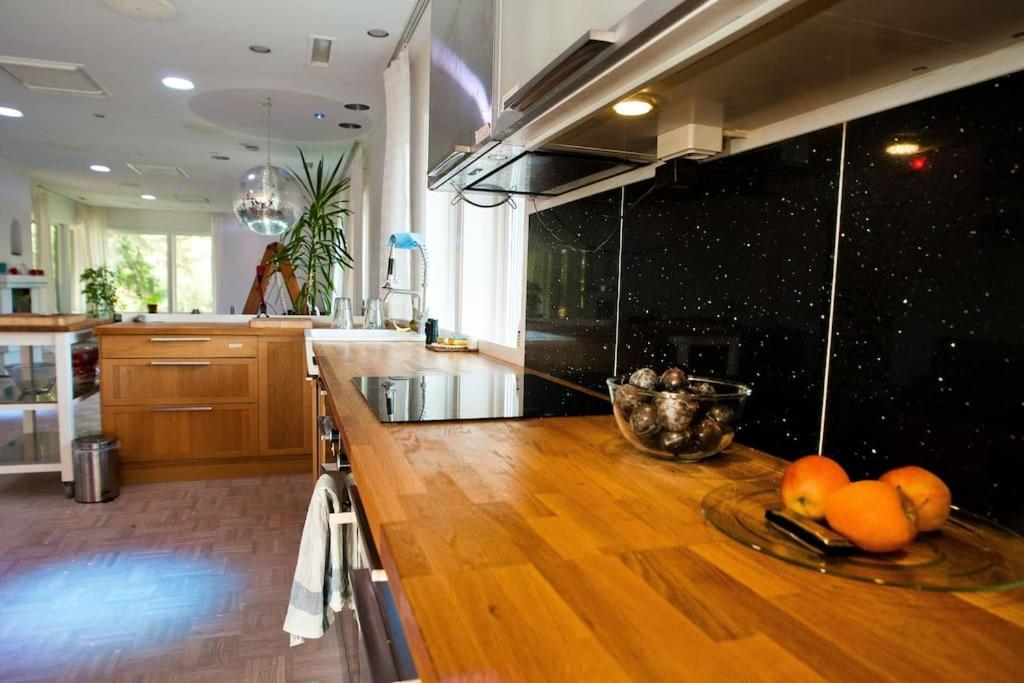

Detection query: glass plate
(701, 477), (1024, 591)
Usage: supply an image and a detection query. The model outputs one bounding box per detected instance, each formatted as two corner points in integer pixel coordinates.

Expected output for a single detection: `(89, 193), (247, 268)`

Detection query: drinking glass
(363, 298), (385, 330)
(331, 297), (354, 329)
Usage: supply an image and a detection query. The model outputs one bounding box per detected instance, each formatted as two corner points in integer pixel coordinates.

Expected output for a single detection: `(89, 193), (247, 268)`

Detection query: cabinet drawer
(101, 334), (257, 359)
(102, 404), (258, 462)
(101, 359), (258, 405)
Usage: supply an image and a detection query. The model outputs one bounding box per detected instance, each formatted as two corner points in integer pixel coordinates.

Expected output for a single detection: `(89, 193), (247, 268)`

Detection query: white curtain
(381, 47), (412, 320)
(30, 187), (54, 312)
(71, 204), (109, 312)
(339, 143), (365, 308)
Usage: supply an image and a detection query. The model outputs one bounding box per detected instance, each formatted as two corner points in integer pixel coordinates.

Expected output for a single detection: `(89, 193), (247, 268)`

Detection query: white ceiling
(0, 0), (413, 212)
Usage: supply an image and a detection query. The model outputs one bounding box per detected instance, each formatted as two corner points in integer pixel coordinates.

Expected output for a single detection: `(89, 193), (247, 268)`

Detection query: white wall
(212, 214), (277, 313)
(0, 156), (31, 266)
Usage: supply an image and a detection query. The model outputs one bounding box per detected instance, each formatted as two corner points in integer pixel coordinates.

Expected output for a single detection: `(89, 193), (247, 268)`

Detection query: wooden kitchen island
(314, 341), (1024, 682)
(96, 321), (311, 483)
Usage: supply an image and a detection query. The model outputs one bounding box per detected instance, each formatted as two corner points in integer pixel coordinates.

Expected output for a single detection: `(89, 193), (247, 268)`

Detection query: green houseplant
(80, 266), (118, 316)
(276, 148), (354, 314)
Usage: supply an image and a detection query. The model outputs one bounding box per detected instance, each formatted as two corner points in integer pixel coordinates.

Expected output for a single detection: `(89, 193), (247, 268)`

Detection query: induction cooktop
(352, 372), (611, 423)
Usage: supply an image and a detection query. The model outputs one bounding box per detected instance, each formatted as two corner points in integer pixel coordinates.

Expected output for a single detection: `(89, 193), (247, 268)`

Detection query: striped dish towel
(284, 474), (345, 646)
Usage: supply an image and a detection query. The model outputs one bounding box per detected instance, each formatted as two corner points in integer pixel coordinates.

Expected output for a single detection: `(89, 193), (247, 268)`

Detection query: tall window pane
(174, 234), (213, 312)
(106, 232), (169, 312)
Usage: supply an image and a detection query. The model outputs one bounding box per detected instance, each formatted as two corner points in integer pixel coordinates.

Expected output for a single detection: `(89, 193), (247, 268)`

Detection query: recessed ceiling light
(885, 140), (921, 156)
(344, 103), (370, 111)
(93, 113), (106, 118)
(314, 112), (326, 120)
(613, 97), (654, 117)
(89, 164), (111, 173)
(248, 45), (271, 54)
(367, 29), (389, 38)
(0, 106), (24, 118)
(140, 193), (157, 200)
(242, 143), (260, 151)
(338, 122), (362, 129)
(487, 153), (509, 161)
(211, 154), (230, 160)
(161, 76), (195, 91)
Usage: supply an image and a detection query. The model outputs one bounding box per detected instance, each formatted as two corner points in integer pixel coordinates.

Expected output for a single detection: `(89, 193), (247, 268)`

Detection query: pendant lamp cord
(262, 97), (272, 165)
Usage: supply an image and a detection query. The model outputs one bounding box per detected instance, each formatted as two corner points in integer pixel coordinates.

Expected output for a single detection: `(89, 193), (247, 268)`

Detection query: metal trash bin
(72, 435), (121, 503)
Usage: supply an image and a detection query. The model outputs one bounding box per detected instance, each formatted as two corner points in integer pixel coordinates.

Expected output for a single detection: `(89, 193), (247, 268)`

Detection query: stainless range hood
(428, 0), (1024, 198)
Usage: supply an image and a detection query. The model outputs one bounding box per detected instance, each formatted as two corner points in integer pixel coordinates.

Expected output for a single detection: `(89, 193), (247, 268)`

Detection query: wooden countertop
(95, 321), (307, 336)
(314, 342), (1024, 682)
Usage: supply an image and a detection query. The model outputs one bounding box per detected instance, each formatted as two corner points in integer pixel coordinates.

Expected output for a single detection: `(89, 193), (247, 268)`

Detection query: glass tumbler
(363, 298), (385, 330)
(331, 297), (354, 329)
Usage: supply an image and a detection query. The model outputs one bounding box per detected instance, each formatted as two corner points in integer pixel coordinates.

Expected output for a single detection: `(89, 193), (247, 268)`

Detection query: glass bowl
(5, 363), (57, 395)
(607, 375), (751, 462)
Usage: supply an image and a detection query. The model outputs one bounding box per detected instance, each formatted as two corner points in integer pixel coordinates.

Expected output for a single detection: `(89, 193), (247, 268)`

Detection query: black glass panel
(467, 151), (642, 196)
(617, 127), (843, 456)
(352, 373), (611, 423)
(826, 72), (1024, 530)
(525, 189), (621, 392)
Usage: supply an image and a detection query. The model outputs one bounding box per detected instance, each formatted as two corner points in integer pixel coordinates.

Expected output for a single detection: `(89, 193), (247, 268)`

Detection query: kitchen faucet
(382, 232), (428, 329)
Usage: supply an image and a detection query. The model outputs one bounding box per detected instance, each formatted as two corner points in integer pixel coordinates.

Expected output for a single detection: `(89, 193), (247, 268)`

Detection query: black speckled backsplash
(525, 71), (1024, 530)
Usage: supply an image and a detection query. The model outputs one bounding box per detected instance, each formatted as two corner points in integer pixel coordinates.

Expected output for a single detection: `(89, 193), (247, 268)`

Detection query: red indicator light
(909, 156), (927, 170)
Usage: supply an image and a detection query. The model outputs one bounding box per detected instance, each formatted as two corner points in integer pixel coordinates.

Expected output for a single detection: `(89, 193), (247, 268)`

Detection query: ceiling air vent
(174, 193), (210, 204)
(126, 162), (189, 178)
(307, 35), (335, 67)
(0, 56), (108, 96)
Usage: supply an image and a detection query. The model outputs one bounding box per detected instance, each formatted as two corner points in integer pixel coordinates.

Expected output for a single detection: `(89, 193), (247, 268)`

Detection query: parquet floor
(0, 470), (351, 682)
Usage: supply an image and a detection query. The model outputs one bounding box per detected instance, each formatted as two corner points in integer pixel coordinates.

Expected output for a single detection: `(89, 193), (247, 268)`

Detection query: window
(423, 191), (525, 349)
(174, 235), (213, 312)
(105, 231), (212, 312)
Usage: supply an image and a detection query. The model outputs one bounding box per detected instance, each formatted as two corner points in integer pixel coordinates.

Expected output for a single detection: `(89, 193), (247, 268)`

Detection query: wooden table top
(0, 315), (112, 332)
(95, 321), (307, 336)
(314, 341), (1024, 682)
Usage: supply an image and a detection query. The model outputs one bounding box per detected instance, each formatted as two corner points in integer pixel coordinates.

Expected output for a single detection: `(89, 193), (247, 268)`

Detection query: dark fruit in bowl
(660, 367), (688, 391)
(656, 394), (698, 432)
(607, 372), (750, 462)
(628, 404), (659, 439)
(691, 382), (716, 397)
(660, 430), (692, 453)
(629, 368), (659, 390)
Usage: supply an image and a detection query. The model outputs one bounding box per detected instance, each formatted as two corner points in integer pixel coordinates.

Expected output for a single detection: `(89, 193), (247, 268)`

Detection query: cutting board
(248, 317), (313, 329)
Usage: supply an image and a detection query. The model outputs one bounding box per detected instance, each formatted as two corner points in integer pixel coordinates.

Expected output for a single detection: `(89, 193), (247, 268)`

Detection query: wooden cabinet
(100, 358), (258, 405)
(258, 337), (312, 456)
(103, 404), (259, 461)
(98, 326), (310, 483)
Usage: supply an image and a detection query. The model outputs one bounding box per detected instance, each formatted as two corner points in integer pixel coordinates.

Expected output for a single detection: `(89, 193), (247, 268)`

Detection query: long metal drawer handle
(149, 336), (213, 342)
(151, 406), (214, 412)
(149, 360), (212, 366)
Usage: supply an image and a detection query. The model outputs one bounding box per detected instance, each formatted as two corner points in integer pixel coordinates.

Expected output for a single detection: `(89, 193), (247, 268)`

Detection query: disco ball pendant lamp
(232, 97), (302, 236)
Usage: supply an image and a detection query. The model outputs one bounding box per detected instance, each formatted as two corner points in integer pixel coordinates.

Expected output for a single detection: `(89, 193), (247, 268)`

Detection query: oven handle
(345, 474), (386, 583)
(350, 568), (403, 683)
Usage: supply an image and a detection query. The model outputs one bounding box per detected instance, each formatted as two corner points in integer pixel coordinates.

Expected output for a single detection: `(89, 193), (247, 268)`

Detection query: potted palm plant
(276, 149), (354, 314)
(80, 266), (118, 317)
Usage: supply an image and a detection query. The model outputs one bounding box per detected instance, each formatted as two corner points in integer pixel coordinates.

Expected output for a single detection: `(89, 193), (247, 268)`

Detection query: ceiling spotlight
(140, 193), (157, 200)
(0, 106), (24, 118)
(367, 29), (389, 38)
(338, 122), (362, 129)
(613, 97), (654, 117)
(242, 143), (260, 151)
(885, 140), (921, 156)
(94, 113), (106, 119)
(249, 45), (271, 54)
(487, 153), (509, 161)
(211, 154), (230, 160)
(344, 103), (370, 111)
(89, 164), (111, 173)
(314, 112), (326, 120)
(161, 76), (195, 91)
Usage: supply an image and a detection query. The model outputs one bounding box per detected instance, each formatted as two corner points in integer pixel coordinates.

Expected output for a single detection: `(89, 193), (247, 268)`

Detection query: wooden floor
(0, 471), (350, 682)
